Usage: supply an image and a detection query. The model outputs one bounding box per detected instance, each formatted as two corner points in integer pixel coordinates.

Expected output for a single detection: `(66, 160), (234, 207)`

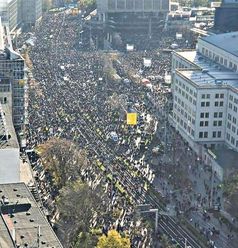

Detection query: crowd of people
(19, 8), (238, 248)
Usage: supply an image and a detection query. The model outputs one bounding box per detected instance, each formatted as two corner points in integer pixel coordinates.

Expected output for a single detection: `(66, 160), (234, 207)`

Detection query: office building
(0, 0), (18, 32)
(20, 0), (42, 29)
(0, 0), (42, 32)
(214, 0), (238, 31)
(171, 32), (238, 153)
(0, 17), (25, 130)
(0, 182), (63, 247)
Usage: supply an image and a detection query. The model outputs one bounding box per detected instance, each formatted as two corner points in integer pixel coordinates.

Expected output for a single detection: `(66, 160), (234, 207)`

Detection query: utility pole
(138, 205), (159, 233)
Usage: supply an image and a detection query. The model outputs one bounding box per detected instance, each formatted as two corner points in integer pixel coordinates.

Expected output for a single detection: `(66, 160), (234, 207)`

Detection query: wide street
(23, 9), (238, 248)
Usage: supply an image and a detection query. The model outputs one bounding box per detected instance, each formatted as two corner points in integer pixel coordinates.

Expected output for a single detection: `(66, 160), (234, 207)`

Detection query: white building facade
(171, 32), (238, 153)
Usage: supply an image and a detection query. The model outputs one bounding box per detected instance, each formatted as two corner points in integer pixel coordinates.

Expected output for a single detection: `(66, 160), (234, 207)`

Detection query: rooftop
(200, 32), (238, 57)
(0, 183), (63, 248)
(177, 69), (238, 90)
(175, 50), (238, 91)
(0, 104), (19, 149)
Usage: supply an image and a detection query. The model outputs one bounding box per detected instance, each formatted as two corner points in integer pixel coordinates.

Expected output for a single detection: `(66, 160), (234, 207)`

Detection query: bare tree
(37, 138), (88, 188)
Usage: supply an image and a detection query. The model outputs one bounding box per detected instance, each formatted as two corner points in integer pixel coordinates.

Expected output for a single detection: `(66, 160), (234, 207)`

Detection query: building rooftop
(176, 50), (228, 71)
(200, 31), (238, 57)
(177, 69), (238, 91)
(0, 183), (63, 248)
(0, 104), (19, 149)
(175, 50), (238, 91)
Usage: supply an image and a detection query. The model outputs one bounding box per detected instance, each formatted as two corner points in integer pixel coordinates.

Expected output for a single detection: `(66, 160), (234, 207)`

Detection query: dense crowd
(22, 9), (238, 248)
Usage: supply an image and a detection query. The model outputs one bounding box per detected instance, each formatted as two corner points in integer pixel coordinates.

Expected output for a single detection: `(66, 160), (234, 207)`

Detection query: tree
(37, 138), (88, 188)
(97, 230), (130, 248)
(160, 234), (177, 248)
(57, 180), (104, 244)
(74, 231), (98, 248)
(79, 0), (96, 9)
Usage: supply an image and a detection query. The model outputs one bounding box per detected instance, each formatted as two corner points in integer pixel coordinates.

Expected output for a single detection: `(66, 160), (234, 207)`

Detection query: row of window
(174, 104), (195, 123)
(201, 47), (238, 72)
(227, 114), (237, 124)
(176, 79), (197, 97)
(199, 131), (222, 139)
(201, 101), (224, 107)
(173, 112), (195, 137)
(200, 120), (222, 127)
(174, 96), (195, 116)
(175, 86), (197, 105)
(229, 95), (238, 104)
(228, 102), (238, 113)
(201, 93), (224, 99)
(227, 122), (238, 135)
(226, 133), (238, 147)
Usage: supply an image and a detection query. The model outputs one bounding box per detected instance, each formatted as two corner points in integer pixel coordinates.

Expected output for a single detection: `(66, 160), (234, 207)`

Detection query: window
(227, 122), (231, 129)
(204, 132), (208, 138)
(215, 101), (219, 107)
(200, 113), (204, 118)
(201, 102), (205, 107)
(206, 102), (210, 107)
(214, 112), (218, 118)
(229, 103), (233, 109)
(215, 93), (219, 99)
(213, 131), (216, 138)
(200, 121), (204, 127)
(202, 94), (205, 99)
(213, 121), (217, 126)
(218, 121), (222, 126)
(234, 106), (238, 113)
(233, 117), (237, 124)
(232, 126), (236, 133)
(207, 94), (210, 99)
(219, 112), (223, 118)
(220, 94), (224, 98)
(220, 101), (224, 107)
(205, 121), (209, 126)
(217, 131), (221, 138)
(199, 132), (203, 138)
(205, 113), (209, 118)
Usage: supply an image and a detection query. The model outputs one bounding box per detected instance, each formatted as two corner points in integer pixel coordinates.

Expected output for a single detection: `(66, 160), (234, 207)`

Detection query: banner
(126, 44), (134, 52)
(127, 113), (137, 125)
(143, 58), (152, 67)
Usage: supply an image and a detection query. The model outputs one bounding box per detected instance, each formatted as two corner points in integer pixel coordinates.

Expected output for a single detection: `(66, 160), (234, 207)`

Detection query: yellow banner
(127, 113), (137, 125)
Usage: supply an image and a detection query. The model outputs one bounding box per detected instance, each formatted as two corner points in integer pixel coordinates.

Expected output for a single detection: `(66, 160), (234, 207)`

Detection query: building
(20, 0), (42, 30)
(0, 0), (42, 32)
(171, 32), (238, 154)
(94, 0), (170, 49)
(0, 0), (18, 32)
(0, 103), (20, 184)
(0, 182), (63, 247)
(170, 32), (238, 179)
(0, 17), (25, 130)
(214, 0), (238, 31)
(97, 0), (169, 19)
